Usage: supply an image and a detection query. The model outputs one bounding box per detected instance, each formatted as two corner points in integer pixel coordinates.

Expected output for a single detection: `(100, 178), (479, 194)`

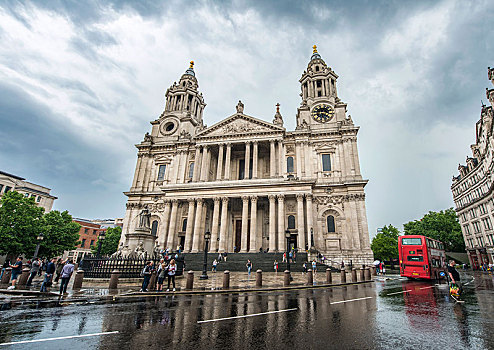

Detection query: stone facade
(120, 47), (373, 264)
(451, 66), (494, 268)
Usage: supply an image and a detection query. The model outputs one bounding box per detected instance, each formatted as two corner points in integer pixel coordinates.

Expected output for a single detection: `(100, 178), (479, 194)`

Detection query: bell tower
(296, 46), (348, 129)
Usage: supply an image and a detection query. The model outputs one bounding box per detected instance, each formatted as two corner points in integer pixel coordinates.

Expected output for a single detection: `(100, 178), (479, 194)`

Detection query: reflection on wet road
(1, 272), (493, 349)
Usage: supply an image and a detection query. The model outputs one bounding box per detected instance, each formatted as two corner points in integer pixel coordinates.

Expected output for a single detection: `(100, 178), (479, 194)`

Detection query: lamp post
(200, 231), (211, 280)
(285, 229), (291, 273)
(33, 232), (44, 259)
(310, 227), (314, 249)
(96, 231), (106, 257)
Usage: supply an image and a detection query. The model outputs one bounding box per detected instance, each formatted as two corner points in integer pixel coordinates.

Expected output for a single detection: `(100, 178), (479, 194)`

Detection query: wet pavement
(1, 271), (493, 349)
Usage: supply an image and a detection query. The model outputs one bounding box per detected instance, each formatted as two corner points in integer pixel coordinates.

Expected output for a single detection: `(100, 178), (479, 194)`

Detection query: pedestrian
(246, 260), (252, 275)
(233, 246), (237, 253)
(303, 262), (308, 274)
(140, 261), (154, 292)
(224, 252), (228, 262)
(157, 260), (167, 292)
(7, 257), (23, 290)
(26, 257), (41, 287)
(1, 259), (10, 280)
(289, 251), (293, 263)
(312, 259), (317, 275)
(218, 253), (223, 262)
(166, 259), (177, 291)
(40, 257), (56, 292)
(293, 250), (297, 263)
(283, 252), (287, 263)
(59, 259), (75, 294)
(447, 260), (462, 295)
(274, 260), (279, 273)
(212, 259), (218, 272)
(341, 261), (345, 270)
(54, 258), (64, 283)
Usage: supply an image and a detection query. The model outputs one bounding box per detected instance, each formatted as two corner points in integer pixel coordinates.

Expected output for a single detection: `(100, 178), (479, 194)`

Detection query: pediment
(196, 113), (284, 138)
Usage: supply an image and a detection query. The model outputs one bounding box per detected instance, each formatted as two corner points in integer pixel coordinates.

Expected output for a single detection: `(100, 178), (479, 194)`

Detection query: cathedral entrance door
(179, 236), (186, 250)
(235, 220), (242, 251)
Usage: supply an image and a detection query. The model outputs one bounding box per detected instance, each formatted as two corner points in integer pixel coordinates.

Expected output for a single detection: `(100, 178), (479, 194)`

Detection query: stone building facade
(451, 66), (494, 268)
(120, 47), (373, 264)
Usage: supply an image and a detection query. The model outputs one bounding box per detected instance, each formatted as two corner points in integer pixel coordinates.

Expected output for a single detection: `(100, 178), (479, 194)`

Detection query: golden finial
(189, 61), (194, 69)
(312, 45), (317, 53)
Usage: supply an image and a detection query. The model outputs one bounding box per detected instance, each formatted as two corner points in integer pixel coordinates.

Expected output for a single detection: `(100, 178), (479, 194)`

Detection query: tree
(371, 224), (399, 262)
(0, 191), (44, 257)
(91, 226), (122, 256)
(403, 208), (465, 252)
(39, 210), (81, 258)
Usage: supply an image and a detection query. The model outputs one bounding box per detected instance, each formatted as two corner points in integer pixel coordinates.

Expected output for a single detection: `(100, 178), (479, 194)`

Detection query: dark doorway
(289, 234), (297, 250)
(179, 236), (186, 250)
(235, 220), (242, 251)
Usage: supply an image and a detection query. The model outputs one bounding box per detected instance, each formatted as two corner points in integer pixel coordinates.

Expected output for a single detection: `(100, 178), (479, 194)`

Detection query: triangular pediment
(196, 113), (284, 138)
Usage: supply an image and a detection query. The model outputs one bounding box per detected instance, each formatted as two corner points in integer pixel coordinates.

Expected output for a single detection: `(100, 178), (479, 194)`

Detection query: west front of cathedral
(120, 47), (373, 265)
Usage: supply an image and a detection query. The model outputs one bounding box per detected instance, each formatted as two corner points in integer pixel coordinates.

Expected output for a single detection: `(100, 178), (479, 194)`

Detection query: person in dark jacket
(26, 257), (41, 286)
(40, 258), (57, 292)
(0, 259), (10, 280)
(54, 258), (64, 283)
(140, 261), (154, 292)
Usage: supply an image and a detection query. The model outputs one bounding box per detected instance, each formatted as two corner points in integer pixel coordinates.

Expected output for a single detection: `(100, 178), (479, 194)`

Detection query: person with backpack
(40, 258), (56, 292)
(140, 261), (154, 292)
(166, 259), (177, 292)
(157, 260), (167, 292)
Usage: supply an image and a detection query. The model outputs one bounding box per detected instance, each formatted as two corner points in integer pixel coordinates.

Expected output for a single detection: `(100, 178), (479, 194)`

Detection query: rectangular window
(24, 193), (29, 197)
(93, 229), (98, 235)
(81, 239), (86, 248)
(90, 240), (95, 246)
(401, 237), (422, 245)
(84, 228), (89, 234)
(322, 154), (331, 171)
(5, 186), (12, 193)
(407, 256), (424, 262)
(188, 163), (194, 179)
(238, 159), (245, 180)
(157, 164), (166, 181)
(0, 184), (3, 193)
(36, 196), (41, 202)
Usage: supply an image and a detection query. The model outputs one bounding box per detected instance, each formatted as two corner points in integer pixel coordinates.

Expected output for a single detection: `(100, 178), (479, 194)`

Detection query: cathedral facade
(120, 47), (373, 265)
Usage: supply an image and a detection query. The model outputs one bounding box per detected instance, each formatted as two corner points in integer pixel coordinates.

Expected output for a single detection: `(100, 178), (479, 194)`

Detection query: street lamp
(200, 231), (211, 280)
(310, 227), (315, 249)
(33, 232), (44, 258)
(96, 231), (106, 257)
(285, 229), (291, 273)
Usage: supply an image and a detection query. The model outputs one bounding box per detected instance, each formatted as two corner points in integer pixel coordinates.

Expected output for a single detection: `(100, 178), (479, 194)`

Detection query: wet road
(1, 271), (493, 349)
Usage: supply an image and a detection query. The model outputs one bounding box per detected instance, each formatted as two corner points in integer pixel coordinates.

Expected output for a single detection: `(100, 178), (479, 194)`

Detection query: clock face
(311, 104), (334, 123)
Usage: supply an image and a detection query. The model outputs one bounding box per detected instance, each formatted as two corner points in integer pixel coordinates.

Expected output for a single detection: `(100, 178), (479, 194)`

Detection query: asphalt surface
(0, 271), (493, 349)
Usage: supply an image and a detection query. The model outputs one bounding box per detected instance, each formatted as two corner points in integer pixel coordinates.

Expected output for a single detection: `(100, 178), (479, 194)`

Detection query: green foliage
(403, 208), (465, 252)
(0, 191), (44, 256)
(91, 226), (122, 256)
(371, 224), (399, 261)
(40, 210), (81, 258)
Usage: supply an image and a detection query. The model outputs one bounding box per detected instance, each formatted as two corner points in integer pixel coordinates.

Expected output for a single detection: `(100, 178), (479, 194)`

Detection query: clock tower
(296, 45), (347, 130)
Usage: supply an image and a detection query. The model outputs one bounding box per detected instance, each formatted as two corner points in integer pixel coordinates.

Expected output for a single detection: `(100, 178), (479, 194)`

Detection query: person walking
(59, 259), (75, 294)
(1, 259), (10, 281)
(312, 259), (317, 275)
(224, 252), (228, 262)
(212, 259), (218, 272)
(274, 260), (279, 273)
(166, 259), (177, 291)
(218, 253), (223, 262)
(54, 258), (64, 283)
(246, 260), (252, 275)
(282, 252), (287, 263)
(140, 261), (154, 292)
(40, 258), (56, 292)
(447, 260), (462, 295)
(7, 257), (23, 290)
(303, 262), (308, 274)
(157, 260), (167, 292)
(26, 257), (41, 287)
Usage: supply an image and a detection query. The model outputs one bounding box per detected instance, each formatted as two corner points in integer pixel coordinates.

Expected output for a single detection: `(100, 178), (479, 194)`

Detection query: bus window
(402, 237), (422, 245)
(407, 256), (424, 262)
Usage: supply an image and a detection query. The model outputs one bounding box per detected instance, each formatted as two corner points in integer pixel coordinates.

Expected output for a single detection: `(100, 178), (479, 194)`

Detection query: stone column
(192, 199), (204, 252)
(343, 139), (353, 176)
(166, 199), (179, 250)
(269, 195), (277, 252)
(295, 142), (302, 178)
(171, 153), (180, 184)
(184, 199), (196, 252)
(277, 194), (285, 252)
(252, 141), (258, 179)
(224, 143), (232, 180)
(249, 196), (258, 252)
(306, 194), (314, 248)
(278, 140), (284, 177)
(241, 196), (250, 252)
(200, 145), (209, 181)
(270, 140), (276, 178)
(192, 146), (202, 182)
(338, 141), (346, 177)
(131, 156), (143, 189)
(219, 197), (229, 252)
(204, 146), (212, 181)
(216, 144), (224, 180)
(160, 200), (171, 248)
(178, 151), (187, 183)
(244, 142), (251, 179)
(210, 197), (221, 251)
(304, 142), (311, 178)
(296, 193), (305, 250)
(352, 139), (361, 175)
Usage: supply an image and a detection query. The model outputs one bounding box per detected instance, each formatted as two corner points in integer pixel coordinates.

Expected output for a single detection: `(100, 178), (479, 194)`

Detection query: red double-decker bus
(398, 235), (447, 280)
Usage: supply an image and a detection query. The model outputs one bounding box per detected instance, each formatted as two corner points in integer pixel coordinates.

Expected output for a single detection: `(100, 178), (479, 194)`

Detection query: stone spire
(273, 103), (284, 126)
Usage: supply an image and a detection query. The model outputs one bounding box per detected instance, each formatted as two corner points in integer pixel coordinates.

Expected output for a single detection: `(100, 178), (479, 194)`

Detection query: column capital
(226, 142), (232, 147)
(242, 195), (250, 203)
(250, 195), (258, 203)
(187, 198), (195, 204)
(245, 140), (252, 145)
(277, 194), (285, 202)
(270, 139), (276, 144)
(296, 193), (304, 201)
(305, 193), (313, 201)
(222, 197), (229, 203)
(171, 199), (179, 204)
(196, 198), (203, 205)
(253, 140), (259, 145)
(213, 197), (221, 203)
(219, 143), (225, 148)
(268, 194), (276, 202)
(164, 199), (171, 205)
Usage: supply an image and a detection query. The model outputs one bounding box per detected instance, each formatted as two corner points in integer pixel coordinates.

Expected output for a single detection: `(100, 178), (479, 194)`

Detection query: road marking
(330, 296), (373, 304)
(387, 290), (412, 296)
(0, 331), (119, 346)
(464, 279), (474, 286)
(419, 286), (435, 290)
(197, 308), (298, 323)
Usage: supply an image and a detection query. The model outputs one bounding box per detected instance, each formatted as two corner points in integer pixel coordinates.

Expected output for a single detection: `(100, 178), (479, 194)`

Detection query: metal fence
(79, 255), (185, 278)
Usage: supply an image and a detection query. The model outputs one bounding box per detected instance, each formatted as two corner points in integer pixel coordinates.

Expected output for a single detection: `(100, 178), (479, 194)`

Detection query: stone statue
(236, 100), (244, 114)
(111, 242), (124, 259)
(133, 241), (146, 259)
(137, 208), (151, 229)
(144, 132), (152, 142)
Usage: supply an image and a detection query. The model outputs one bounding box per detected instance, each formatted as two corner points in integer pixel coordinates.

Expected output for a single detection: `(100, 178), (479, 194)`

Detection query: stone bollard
(73, 269), (84, 289)
(149, 270), (157, 291)
(364, 268), (371, 281)
(370, 266), (377, 276)
(360, 268), (365, 282)
(17, 268), (30, 286)
(108, 270), (120, 290)
(223, 270), (230, 289)
(1, 268), (12, 284)
(186, 271), (194, 290)
(351, 269), (357, 283)
(308, 269), (314, 285)
(340, 269), (346, 283)
(284, 270), (290, 287)
(256, 269), (262, 287)
(326, 268), (332, 284)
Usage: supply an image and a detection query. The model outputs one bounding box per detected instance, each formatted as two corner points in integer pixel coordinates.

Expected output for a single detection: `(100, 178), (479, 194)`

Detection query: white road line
(0, 331), (119, 346)
(330, 296), (373, 305)
(419, 286), (436, 290)
(197, 308), (298, 323)
(387, 290), (412, 296)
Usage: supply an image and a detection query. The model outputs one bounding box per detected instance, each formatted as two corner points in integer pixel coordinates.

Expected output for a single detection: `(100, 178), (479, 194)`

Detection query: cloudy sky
(0, 0), (492, 236)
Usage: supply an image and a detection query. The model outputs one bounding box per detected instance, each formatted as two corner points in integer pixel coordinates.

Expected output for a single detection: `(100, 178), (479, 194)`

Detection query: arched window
(189, 163), (194, 178)
(287, 157), (294, 173)
(182, 218), (187, 232)
(288, 215), (296, 229)
(327, 215), (335, 233)
(151, 220), (158, 236)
